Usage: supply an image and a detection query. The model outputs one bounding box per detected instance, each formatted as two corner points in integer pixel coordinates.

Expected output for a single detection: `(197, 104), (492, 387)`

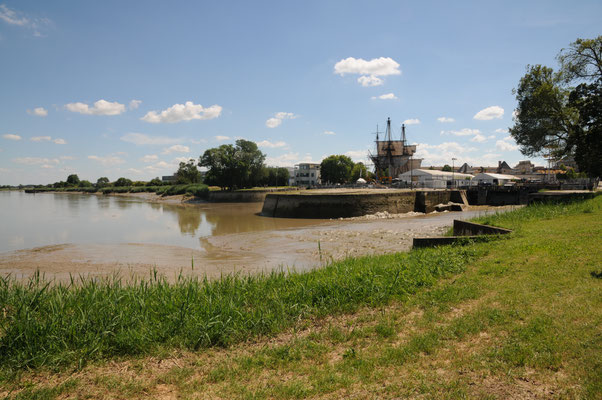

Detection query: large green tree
(510, 36), (602, 176)
(66, 174), (80, 186)
(320, 155), (354, 184)
(199, 139), (266, 190)
(175, 159), (202, 184)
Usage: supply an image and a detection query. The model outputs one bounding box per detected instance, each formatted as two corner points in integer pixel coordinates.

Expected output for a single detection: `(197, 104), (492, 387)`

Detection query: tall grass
(0, 246), (475, 373)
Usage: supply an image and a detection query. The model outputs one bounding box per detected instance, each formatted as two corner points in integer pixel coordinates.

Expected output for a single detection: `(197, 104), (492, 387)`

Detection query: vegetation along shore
(1, 196), (601, 399)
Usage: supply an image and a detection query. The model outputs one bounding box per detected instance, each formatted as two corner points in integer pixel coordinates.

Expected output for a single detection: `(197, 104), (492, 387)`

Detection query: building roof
(473, 173), (519, 180)
(399, 169), (473, 179)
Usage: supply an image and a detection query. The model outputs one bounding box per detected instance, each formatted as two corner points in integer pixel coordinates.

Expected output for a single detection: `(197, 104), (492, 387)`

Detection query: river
(0, 191), (516, 281)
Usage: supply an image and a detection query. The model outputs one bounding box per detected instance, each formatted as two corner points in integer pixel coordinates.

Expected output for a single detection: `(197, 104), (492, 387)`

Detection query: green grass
(0, 246), (476, 375)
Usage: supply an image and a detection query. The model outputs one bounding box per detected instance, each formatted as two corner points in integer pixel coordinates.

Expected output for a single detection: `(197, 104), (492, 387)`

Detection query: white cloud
(437, 117), (455, 123)
(215, 135), (230, 141)
(129, 99), (142, 110)
(141, 101), (222, 123)
(441, 128), (481, 137)
(0, 4), (28, 26)
(265, 112), (297, 128)
(0, 5), (51, 37)
(31, 136), (51, 142)
(59, 156), (74, 160)
(264, 152), (316, 167)
(120, 133), (180, 145)
(266, 118), (282, 128)
(13, 157), (60, 165)
(88, 155), (126, 166)
(403, 118), (420, 125)
(344, 150), (369, 162)
(27, 107), (48, 117)
(140, 155), (158, 163)
(3, 134), (21, 141)
(334, 57), (401, 76)
(65, 99), (126, 116)
(53, 138), (66, 144)
(372, 93), (397, 100)
(162, 144), (190, 154)
(470, 134), (487, 143)
(334, 57), (401, 87)
(358, 75), (383, 87)
(257, 140), (287, 148)
(473, 106), (504, 120)
(414, 142), (502, 167)
(15, 158), (55, 165)
(495, 128), (508, 134)
(496, 136), (519, 151)
(324, 131), (336, 135)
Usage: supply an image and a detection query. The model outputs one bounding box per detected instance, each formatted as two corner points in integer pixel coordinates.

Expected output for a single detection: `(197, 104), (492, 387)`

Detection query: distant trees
(114, 177), (133, 187)
(510, 36), (602, 177)
(320, 155), (354, 184)
(259, 167), (290, 187)
(66, 174), (80, 186)
(441, 164), (452, 172)
(200, 139), (266, 190)
(175, 159), (202, 184)
(350, 162), (372, 182)
(96, 177), (110, 188)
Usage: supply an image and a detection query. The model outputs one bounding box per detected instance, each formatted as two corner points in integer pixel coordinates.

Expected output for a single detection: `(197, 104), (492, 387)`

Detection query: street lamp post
(452, 157), (457, 188)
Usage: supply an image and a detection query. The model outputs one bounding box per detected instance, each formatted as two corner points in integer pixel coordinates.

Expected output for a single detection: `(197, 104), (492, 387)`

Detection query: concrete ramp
(412, 219), (512, 249)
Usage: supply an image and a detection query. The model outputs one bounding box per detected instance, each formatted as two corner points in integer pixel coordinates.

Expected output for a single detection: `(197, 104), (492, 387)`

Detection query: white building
(294, 163), (321, 186)
(398, 169), (473, 188)
(471, 173), (519, 186)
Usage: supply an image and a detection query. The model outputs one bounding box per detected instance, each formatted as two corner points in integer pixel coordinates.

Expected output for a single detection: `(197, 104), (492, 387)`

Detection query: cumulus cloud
(29, 136), (66, 144)
(13, 157), (60, 165)
(129, 99), (142, 110)
(403, 119), (420, 125)
(3, 134), (21, 141)
(495, 128), (508, 134)
(162, 144), (190, 154)
(437, 117), (455, 123)
(441, 128), (481, 137)
(27, 107), (48, 117)
(264, 152), (316, 167)
(334, 57), (400, 76)
(334, 57), (401, 87)
(65, 99), (126, 116)
(470, 134), (487, 143)
(0, 5), (51, 37)
(87, 155), (126, 166)
(141, 101), (222, 123)
(473, 106), (504, 120)
(120, 133), (180, 145)
(358, 75), (383, 87)
(30, 136), (51, 142)
(257, 140), (287, 148)
(496, 136), (519, 151)
(140, 155), (158, 163)
(372, 93), (397, 100)
(265, 112), (297, 128)
(324, 131), (336, 135)
(344, 150), (369, 162)
(215, 135), (230, 141)
(414, 141), (502, 167)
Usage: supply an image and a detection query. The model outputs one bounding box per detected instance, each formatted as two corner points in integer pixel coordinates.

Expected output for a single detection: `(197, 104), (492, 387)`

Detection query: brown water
(0, 191), (517, 281)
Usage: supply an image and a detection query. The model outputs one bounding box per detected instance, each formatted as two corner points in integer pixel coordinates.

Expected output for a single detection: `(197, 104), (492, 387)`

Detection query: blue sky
(1, 1), (600, 185)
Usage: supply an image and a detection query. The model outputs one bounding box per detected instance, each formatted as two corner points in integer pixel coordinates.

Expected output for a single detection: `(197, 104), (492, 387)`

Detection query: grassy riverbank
(1, 197), (601, 399)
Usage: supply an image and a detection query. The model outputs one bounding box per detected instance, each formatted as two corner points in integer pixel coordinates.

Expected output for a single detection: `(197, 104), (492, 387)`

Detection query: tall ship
(369, 117), (422, 179)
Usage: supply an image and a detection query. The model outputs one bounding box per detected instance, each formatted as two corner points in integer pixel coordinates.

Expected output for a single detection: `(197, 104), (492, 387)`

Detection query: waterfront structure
(471, 172), (519, 186)
(369, 118), (422, 179)
(294, 163), (321, 186)
(398, 169), (473, 188)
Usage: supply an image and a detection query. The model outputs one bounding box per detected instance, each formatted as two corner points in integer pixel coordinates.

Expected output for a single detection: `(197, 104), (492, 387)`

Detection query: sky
(0, 1), (601, 185)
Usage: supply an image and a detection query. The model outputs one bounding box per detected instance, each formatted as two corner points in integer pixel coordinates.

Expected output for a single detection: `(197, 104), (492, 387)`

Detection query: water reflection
(0, 191), (327, 252)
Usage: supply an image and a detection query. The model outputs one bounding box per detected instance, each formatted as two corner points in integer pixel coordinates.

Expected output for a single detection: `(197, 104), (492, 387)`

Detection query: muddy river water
(0, 191), (517, 281)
